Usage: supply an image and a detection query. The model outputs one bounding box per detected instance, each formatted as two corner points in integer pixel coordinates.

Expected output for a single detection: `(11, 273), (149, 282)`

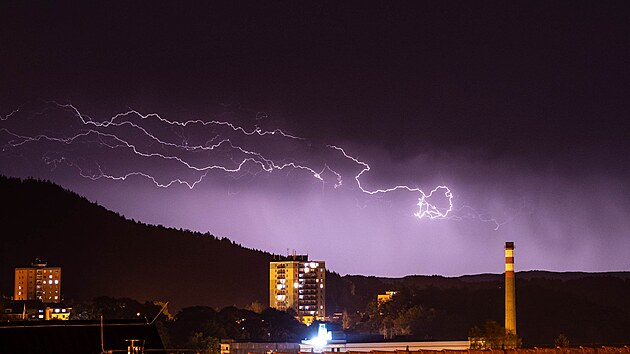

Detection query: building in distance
(377, 291), (397, 305)
(14, 258), (61, 303)
(270, 254), (325, 325)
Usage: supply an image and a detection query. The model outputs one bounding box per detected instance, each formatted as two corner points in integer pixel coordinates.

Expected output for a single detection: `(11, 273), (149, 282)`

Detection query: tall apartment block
(270, 255), (325, 325)
(14, 259), (62, 303)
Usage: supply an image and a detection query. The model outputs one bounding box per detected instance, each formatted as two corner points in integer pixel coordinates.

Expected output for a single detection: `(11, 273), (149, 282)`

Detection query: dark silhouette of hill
(0, 175), (276, 309)
(326, 272), (630, 346)
(2, 176), (630, 346)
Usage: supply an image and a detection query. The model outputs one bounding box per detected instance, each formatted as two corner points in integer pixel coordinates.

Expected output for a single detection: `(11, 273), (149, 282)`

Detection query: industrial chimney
(505, 242), (516, 335)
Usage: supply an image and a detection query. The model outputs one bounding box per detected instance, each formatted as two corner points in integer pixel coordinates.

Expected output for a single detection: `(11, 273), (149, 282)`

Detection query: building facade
(269, 255), (325, 325)
(14, 260), (61, 303)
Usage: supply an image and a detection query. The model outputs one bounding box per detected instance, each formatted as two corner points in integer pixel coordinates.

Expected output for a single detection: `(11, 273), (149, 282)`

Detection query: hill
(0, 175), (275, 309)
(2, 176), (630, 346)
(326, 272), (630, 346)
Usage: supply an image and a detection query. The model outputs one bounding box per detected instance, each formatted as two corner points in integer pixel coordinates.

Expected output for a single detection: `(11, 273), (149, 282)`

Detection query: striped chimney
(505, 241), (516, 335)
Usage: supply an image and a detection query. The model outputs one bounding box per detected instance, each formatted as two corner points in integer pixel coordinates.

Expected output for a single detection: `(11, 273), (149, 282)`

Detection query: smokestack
(505, 241), (516, 335)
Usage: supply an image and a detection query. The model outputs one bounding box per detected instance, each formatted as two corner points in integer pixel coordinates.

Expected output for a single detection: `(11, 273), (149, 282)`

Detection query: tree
(554, 333), (570, 348)
(342, 310), (353, 330)
(469, 321), (521, 349)
(169, 306), (221, 348)
(246, 301), (265, 314)
(189, 332), (220, 354)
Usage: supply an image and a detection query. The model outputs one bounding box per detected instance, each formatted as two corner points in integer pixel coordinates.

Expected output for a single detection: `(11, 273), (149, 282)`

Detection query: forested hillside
(0, 176), (275, 309)
(2, 176), (629, 346)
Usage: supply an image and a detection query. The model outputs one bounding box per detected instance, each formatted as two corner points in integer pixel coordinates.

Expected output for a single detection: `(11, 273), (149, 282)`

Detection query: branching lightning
(0, 102), (502, 229)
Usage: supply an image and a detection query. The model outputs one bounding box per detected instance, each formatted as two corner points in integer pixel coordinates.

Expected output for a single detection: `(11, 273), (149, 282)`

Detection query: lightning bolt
(0, 101), (502, 228)
(327, 145), (452, 219)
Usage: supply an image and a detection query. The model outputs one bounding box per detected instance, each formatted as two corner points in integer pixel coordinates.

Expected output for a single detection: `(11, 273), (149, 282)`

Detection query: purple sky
(1, 2), (629, 276)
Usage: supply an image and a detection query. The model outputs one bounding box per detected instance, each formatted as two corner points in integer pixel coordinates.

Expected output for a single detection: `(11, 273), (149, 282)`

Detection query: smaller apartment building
(14, 260), (61, 303)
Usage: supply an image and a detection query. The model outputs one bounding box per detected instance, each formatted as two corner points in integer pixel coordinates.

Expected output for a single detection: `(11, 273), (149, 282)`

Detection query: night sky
(1, 2), (629, 276)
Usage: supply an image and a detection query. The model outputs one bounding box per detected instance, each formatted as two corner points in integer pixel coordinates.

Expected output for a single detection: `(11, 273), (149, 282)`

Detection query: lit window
(294, 282), (299, 288)
(54, 309), (60, 313)
(49, 275), (53, 279)
(18, 292), (21, 295)
(18, 286), (22, 290)
(54, 296), (58, 300)
(320, 284), (324, 288)
(38, 315), (44, 319)
(54, 280), (59, 284)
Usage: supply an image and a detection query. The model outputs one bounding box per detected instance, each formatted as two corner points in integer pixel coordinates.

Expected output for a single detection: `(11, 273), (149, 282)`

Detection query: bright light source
(302, 324), (332, 352)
